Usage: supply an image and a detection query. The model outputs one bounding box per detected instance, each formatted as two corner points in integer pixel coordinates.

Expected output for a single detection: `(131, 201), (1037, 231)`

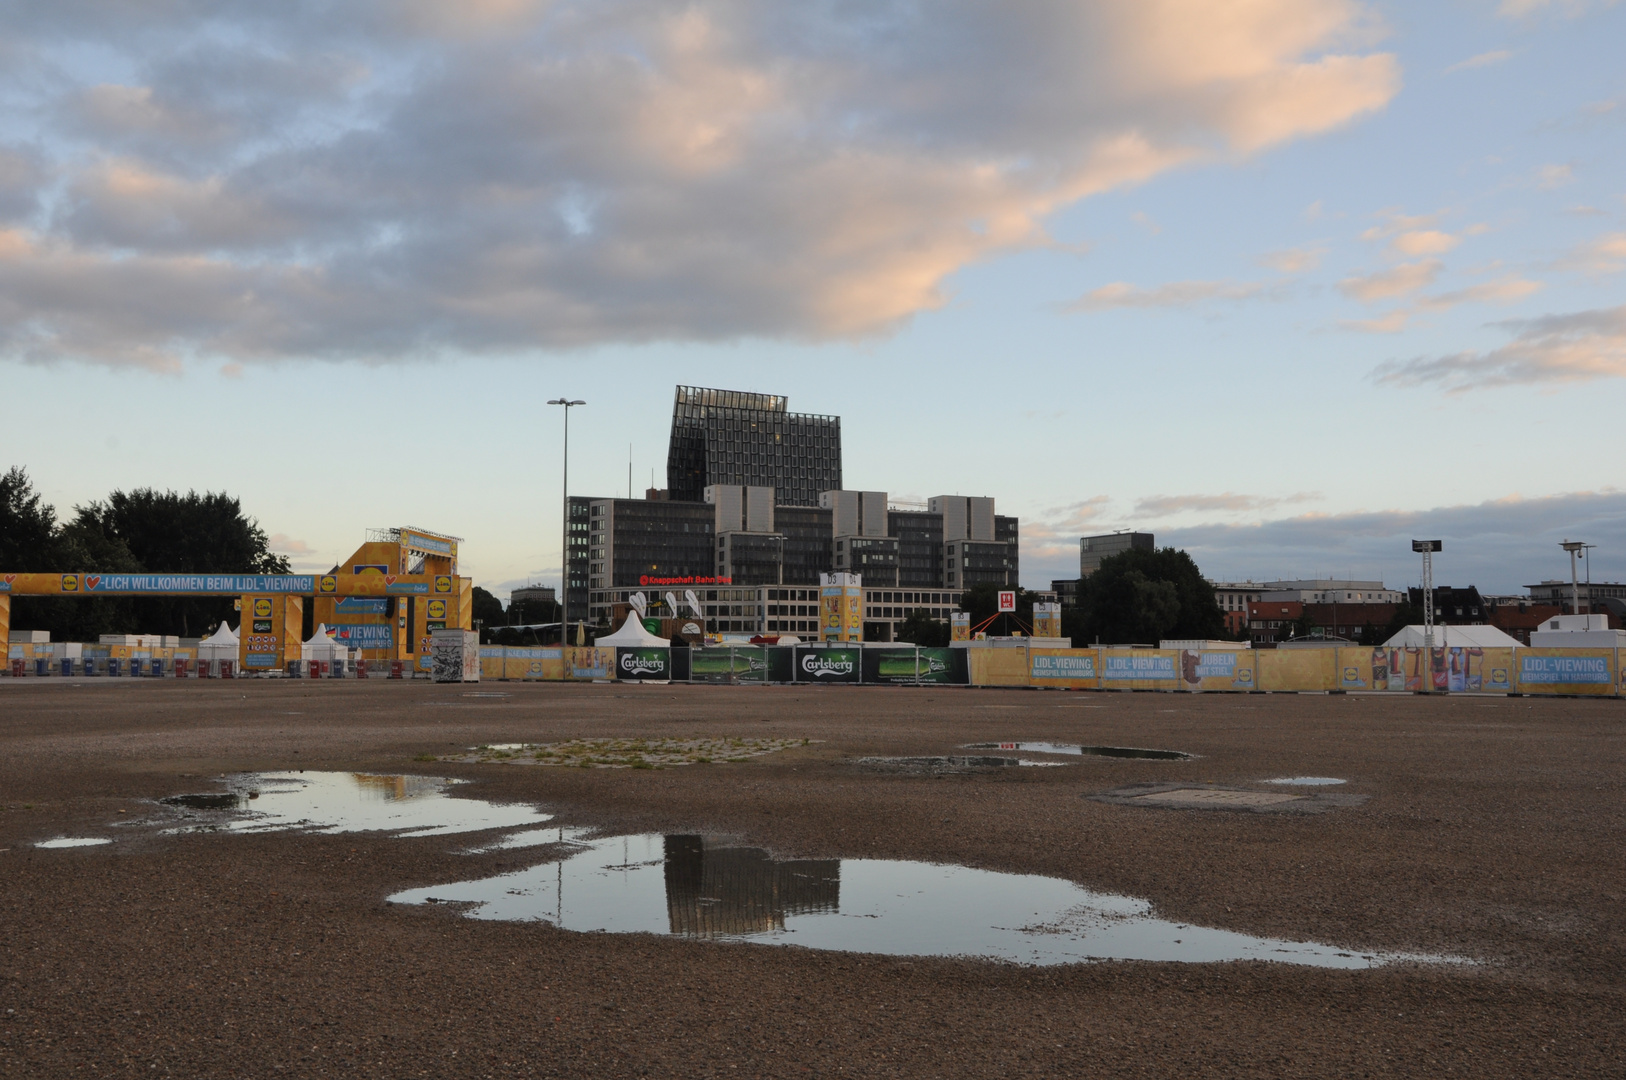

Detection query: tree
(471, 587), (505, 642)
(1381, 601), (1422, 643)
(68, 488), (290, 638)
(896, 609), (950, 647)
(0, 467), (60, 570)
(1075, 547), (1224, 645)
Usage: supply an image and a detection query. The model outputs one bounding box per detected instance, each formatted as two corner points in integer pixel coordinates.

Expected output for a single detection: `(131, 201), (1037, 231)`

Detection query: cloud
(1445, 49), (1513, 72)
(1130, 211), (1161, 235)
(1259, 245), (1325, 272)
(1338, 259), (1442, 301)
(1555, 231), (1626, 274)
(0, 0), (1402, 369)
(1498, 0), (1615, 18)
(1341, 309), (1411, 333)
(1390, 229), (1461, 256)
(1360, 208), (1443, 241)
(1537, 163), (1575, 188)
(1070, 279), (1265, 311)
(1418, 275), (1542, 308)
(268, 533), (317, 555)
(1372, 304), (1626, 390)
(1134, 492), (1320, 516)
(1161, 489), (1626, 593)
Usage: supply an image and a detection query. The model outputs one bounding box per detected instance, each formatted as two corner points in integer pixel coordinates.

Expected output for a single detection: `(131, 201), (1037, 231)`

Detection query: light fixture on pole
(1411, 540), (1442, 651)
(549, 398), (586, 643)
(1560, 540), (1586, 616)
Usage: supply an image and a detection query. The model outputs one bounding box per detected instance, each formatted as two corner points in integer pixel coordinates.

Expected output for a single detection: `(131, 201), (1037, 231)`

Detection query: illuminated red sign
(638, 575), (732, 586)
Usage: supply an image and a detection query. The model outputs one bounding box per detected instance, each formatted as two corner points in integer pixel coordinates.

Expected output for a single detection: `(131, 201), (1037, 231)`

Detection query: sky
(2, 0), (1624, 599)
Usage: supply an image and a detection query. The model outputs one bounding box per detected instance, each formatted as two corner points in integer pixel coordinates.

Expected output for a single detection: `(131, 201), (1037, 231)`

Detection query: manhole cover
(1091, 782), (1368, 815)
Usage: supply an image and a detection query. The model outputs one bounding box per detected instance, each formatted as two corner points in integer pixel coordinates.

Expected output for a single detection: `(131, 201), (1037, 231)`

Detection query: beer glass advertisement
(616, 647), (669, 681)
(861, 647), (965, 684)
(794, 647), (861, 683)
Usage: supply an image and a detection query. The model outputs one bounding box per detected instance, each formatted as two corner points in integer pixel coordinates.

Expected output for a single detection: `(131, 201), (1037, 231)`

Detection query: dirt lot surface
(2, 679), (1622, 1078)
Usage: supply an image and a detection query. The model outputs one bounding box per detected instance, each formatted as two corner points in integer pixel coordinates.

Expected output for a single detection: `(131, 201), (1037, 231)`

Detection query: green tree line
(1, 467), (288, 640)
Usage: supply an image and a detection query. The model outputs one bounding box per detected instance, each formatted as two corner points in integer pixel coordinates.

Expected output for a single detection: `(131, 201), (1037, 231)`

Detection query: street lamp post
(550, 398), (586, 644)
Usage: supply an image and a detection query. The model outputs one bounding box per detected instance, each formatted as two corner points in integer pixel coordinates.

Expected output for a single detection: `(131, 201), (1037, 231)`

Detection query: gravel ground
(1, 679), (1622, 1078)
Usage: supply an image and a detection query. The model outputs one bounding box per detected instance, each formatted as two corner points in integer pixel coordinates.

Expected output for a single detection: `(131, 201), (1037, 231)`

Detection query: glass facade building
(667, 385), (842, 507)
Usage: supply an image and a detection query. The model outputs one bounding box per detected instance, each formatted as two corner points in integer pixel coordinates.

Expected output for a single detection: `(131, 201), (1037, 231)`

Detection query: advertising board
(330, 624), (395, 650)
(794, 647), (861, 683)
(616, 647), (670, 681)
(861, 647), (965, 685)
(689, 647), (767, 683)
(1100, 651), (1179, 688)
(1029, 649), (1097, 685)
(1516, 649), (1616, 695)
(565, 647), (614, 680)
(1178, 650), (1256, 692)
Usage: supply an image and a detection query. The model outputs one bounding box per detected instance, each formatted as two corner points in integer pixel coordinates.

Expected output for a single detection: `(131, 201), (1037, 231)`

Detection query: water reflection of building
(663, 835), (839, 937)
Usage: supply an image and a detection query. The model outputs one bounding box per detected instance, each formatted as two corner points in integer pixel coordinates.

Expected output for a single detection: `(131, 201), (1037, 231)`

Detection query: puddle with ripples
(964, 742), (1192, 760)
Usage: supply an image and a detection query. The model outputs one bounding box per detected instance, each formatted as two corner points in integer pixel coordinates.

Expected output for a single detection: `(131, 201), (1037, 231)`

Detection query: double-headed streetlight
(549, 398), (586, 642)
(1560, 539), (1594, 616)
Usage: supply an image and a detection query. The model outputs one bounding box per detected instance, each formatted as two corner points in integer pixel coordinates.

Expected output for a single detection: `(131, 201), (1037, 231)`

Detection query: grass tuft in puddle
(443, 737), (815, 769)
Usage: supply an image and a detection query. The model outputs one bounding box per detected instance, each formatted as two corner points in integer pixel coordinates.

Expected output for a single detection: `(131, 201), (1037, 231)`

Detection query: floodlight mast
(1561, 540), (1586, 615)
(549, 398), (587, 642)
(1412, 540), (1442, 652)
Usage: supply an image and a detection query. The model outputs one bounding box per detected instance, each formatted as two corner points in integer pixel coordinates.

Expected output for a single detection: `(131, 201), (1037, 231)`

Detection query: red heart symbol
(86, 576), (102, 589)
(385, 575), (397, 585)
(3, 574), (14, 584)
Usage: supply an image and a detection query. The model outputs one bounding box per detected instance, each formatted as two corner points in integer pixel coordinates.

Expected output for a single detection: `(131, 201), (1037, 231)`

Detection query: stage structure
(0, 525), (470, 674)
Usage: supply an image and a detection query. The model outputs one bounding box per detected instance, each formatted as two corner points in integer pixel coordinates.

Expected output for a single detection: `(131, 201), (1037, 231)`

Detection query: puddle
(1263, 777), (1346, 787)
(857, 756), (1063, 772)
(461, 692), (510, 699)
(36, 837), (112, 849)
(389, 833), (1456, 969)
(1093, 783), (1369, 815)
(964, 742), (1192, 761)
(163, 772), (552, 836)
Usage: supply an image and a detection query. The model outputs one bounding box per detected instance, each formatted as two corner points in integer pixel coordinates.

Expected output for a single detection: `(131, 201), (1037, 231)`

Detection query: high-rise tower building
(666, 385), (841, 507)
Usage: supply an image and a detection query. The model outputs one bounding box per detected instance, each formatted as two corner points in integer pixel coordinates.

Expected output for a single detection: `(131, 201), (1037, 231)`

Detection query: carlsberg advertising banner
(689, 647), (768, 683)
(615, 647), (669, 681)
(861, 647), (967, 685)
(794, 647), (861, 683)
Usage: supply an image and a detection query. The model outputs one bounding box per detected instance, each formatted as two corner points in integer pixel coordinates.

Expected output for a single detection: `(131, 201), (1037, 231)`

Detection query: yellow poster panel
(844, 586), (863, 641)
(968, 647), (1030, 687)
(1515, 648), (1618, 696)
(564, 646), (615, 680)
(1257, 649), (1338, 692)
(1174, 649), (1257, 692)
(1027, 648), (1099, 689)
(504, 647), (565, 681)
(480, 647), (505, 680)
(1097, 649), (1181, 690)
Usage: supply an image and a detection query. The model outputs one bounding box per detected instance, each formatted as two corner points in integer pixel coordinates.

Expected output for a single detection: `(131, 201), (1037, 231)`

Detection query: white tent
(596, 612), (670, 648)
(302, 624), (354, 664)
(197, 621), (239, 664)
(1382, 624), (1520, 649)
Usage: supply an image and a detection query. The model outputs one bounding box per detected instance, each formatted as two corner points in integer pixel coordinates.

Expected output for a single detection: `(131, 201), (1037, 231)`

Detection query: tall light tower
(549, 398), (586, 640)
(1560, 540), (1586, 616)
(1412, 540), (1442, 650)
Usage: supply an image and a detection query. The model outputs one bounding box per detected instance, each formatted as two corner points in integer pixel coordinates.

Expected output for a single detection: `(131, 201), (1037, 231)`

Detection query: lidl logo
(253, 598), (273, 618)
(434, 575), (453, 594)
(427, 600), (447, 620)
(319, 575), (337, 593)
(61, 574), (79, 593)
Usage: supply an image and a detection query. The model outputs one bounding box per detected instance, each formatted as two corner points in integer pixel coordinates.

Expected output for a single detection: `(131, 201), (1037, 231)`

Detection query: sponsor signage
(336, 597), (388, 615)
(252, 619), (274, 634)
(78, 574), (315, 594)
(353, 564), (389, 575)
(252, 598), (273, 618)
(863, 647), (963, 685)
(638, 575), (732, 586)
(1031, 653), (1095, 679)
(616, 647), (669, 681)
(1519, 655), (1610, 685)
(401, 531), (456, 557)
(331, 624), (395, 649)
(690, 647), (767, 681)
(1103, 654), (1177, 681)
(797, 647), (860, 683)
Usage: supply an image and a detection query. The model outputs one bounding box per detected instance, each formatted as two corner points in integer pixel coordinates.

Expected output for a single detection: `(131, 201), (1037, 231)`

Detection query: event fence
(7, 642), (1624, 696)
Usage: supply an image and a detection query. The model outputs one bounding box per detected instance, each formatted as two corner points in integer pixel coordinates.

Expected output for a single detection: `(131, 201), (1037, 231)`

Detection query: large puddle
(964, 742), (1192, 760)
(389, 832), (1452, 969)
(163, 772), (552, 837)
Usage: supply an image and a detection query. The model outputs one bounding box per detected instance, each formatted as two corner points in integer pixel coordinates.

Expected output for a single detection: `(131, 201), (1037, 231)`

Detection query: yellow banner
(1174, 649), (1258, 692)
(1257, 648), (1338, 692)
(968, 647), (1030, 686)
(1027, 648), (1099, 689)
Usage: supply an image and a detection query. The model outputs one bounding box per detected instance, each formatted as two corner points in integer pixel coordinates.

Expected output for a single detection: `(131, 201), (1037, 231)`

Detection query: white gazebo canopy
(596, 613), (669, 648)
(1382, 624), (1520, 649)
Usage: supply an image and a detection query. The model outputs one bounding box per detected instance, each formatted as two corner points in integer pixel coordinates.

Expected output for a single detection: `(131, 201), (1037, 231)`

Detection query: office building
(1080, 532), (1154, 576)
(666, 385), (842, 506)
(1211, 581), (1268, 636)
(1526, 579), (1626, 613)
(1262, 580), (1403, 605)
(561, 386), (1019, 632)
